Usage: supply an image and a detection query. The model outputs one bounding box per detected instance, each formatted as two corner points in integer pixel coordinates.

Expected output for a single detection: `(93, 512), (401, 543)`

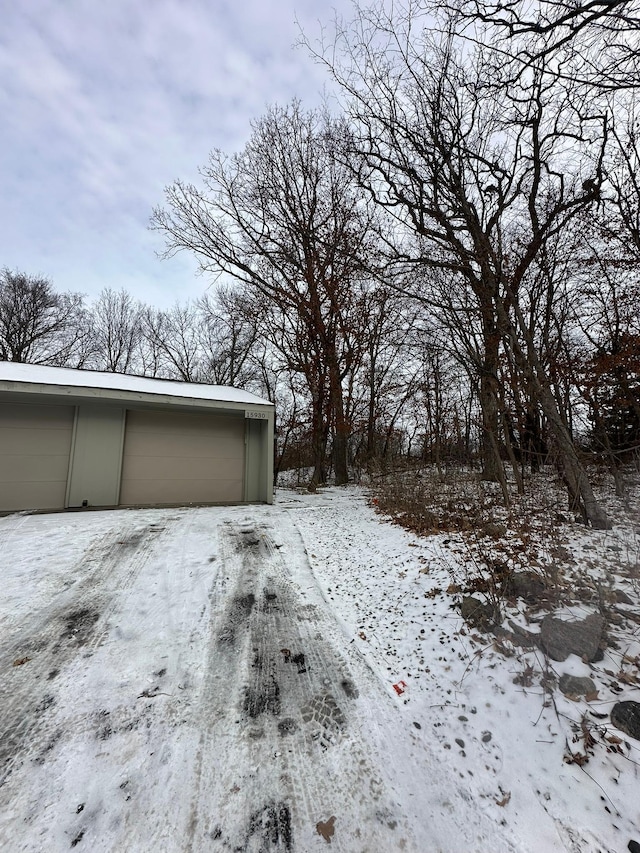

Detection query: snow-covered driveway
(1, 490), (635, 852)
(0, 500), (429, 852)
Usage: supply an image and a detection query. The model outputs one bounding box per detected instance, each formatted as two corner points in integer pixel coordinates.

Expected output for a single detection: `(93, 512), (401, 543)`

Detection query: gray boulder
(540, 613), (605, 662)
(558, 674), (597, 697)
(506, 571), (547, 604)
(611, 701), (640, 742)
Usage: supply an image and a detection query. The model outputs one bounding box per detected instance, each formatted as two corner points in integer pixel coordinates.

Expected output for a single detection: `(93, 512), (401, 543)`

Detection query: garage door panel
(121, 430), (243, 459)
(0, 403), (74, 511)
(122, 455), (243, 481)
(1, 428), (75, 456)
(119, 409), (245, 505)
(0, 405), (73, 430)
(2, 454), (74, 483)
(121, 479), (242, 506)
(125, 409), (241, 433)
(5, 483), (71, 510)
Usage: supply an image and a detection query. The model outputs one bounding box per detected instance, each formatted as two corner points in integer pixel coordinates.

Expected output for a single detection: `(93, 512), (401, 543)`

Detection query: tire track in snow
(183, 515), (418, 852)
(0, 513), (178, 788)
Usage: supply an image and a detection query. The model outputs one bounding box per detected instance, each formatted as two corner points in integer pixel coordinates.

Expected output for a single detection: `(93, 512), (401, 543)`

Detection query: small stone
(506, 571), (547, 603)
(413, 721), (422, 729)
(481, 731), (492, 743)
(614, 589), (633, 605)
(480, 522), (507, 539)
(558, 674), (597, 698)
(611, 701), (640, 742)
(461, 596), (497, 629)
(458, 715), (468, 722)
(455, 738), (465, 748)
(628, 841), (640, 853)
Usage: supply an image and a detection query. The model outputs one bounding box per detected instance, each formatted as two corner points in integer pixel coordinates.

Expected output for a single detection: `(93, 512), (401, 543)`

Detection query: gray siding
(66, 405), (125, 507)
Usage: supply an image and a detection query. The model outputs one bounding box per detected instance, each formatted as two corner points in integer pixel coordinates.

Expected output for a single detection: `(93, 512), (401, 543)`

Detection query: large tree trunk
(478, 331), (506, 485)
(308, 377), (328, 492)
(365, 359), (377, 464)
(328, 352), (349, 486)
(537, 386), (611, 528)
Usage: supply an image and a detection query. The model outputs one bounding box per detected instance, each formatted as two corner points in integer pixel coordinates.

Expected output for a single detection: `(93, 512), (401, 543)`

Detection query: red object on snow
(393, 680), (407, 695)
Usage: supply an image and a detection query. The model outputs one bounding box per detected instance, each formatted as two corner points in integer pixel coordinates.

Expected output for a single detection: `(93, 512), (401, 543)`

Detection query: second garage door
(119, 409), (245, 506)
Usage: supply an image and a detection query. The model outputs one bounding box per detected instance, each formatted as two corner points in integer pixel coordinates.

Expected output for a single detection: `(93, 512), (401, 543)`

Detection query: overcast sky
(0, 1), (351, 308)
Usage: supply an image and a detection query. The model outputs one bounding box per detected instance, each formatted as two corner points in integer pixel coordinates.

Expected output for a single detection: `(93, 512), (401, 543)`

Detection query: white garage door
(0, 402), (74, 512)
(119, 409), (245, 506)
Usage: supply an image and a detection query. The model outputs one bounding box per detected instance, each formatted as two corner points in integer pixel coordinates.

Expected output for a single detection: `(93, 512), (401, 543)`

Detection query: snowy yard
(0, 487), (638, 852)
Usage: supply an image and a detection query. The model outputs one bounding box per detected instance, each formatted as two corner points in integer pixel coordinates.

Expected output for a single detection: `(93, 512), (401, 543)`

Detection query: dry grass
(370, 462), (640, 626)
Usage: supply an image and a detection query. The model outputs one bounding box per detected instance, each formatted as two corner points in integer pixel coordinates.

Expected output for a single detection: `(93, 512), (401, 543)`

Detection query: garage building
(0, 362), (274, 513)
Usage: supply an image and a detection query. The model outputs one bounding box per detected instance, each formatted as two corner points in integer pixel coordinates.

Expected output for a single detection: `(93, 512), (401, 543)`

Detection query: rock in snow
(611, 701), (640, 742)
(558, 674), (597, 698)
(539, 613), (605, 661)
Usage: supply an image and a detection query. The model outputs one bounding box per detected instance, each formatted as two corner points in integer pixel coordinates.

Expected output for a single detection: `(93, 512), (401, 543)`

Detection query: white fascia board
(0, 379), (274, 415)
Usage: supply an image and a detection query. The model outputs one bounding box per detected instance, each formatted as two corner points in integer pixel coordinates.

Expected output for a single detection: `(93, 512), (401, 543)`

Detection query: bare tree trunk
(478, 337), (505, 485)
(500, 297), (612, 529)
(537, 386), (609, 527)
(488, 427), (511, 506)
(308, 379), (328, 492)
(590, 405), (626, 500)
(328, 353), (349, 486)
(501, 410), (525, 494)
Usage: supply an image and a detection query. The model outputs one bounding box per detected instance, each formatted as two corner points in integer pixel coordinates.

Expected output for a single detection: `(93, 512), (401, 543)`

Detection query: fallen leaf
(564, 751), (589, 766)
(316, 816), (336, 843)
(12, 657), (30, 667)
(496, 791), (511, 807)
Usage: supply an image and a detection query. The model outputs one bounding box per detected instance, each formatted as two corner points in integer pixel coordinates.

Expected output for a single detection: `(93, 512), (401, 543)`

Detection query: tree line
(3, 1), (639, 522)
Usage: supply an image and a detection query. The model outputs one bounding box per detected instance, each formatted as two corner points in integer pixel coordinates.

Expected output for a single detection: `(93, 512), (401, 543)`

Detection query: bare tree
(440, 0), (640, 91)
(141, 302), (203, 382)
(348, 287), (422, 469)
(306, 1), (612, 525)
(197, 288), (260, 387)
(0, 268), (89, 365)
(151, 101), (376, 488)
(90, 288), (143, 374)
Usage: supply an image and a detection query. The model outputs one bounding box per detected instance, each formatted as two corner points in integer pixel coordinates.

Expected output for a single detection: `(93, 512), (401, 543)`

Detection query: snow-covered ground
(0, 487), (638, 852)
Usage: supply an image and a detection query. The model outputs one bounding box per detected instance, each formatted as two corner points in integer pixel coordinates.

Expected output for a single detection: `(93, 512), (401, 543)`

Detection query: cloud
(0, 0), (353, 308)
